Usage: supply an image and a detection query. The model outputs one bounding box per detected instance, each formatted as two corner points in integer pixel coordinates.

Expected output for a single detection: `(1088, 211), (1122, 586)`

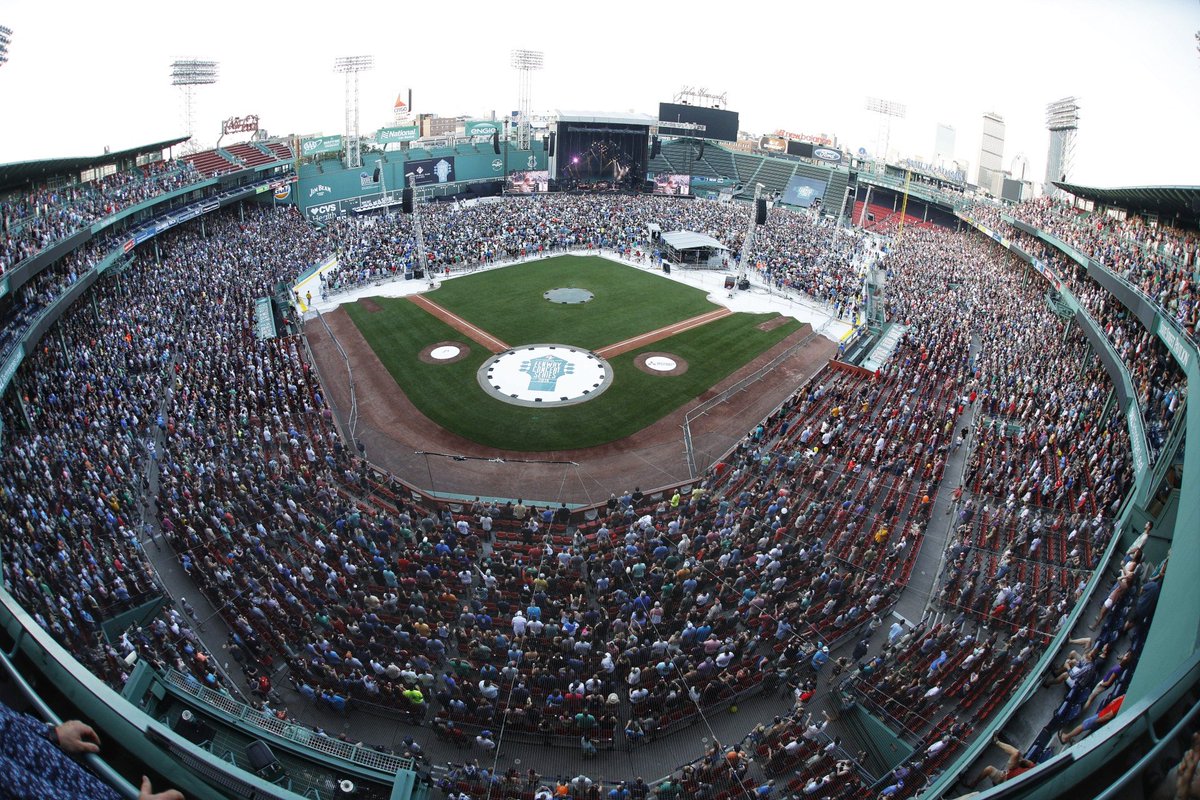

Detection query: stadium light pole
(511, 49), (543, 151)
(334, 55), (374, 169)
(171, 59), (219, 152)
(0, 25), (13, 67)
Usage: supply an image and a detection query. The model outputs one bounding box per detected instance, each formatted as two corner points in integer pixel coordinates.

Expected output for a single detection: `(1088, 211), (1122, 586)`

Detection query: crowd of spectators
(0, 189), (1158, 799)
(971, 196), (1199, 337)
(1, 159), (203, 273)
(966, 199), (1189, 464)
(0, 248), (214, 688)
(846, 224), (1133, 793)
(319, 195), (868, 320)
(0, 241), (98, 358)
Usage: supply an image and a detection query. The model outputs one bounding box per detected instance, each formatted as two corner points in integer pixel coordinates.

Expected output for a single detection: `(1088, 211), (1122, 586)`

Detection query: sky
(0, 0), (1198, 188)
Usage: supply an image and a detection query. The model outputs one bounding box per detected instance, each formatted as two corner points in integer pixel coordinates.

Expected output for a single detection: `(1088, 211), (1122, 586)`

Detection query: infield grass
(427, 256), (717, 350)
(343, 259), (804, 450)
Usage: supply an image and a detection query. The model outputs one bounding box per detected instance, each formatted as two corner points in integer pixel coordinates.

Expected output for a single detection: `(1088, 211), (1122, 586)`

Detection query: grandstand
(0, 118), (1198, 800)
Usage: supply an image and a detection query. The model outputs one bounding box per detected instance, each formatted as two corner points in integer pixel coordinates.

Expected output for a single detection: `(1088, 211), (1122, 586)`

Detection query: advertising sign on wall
(811, 147), (843, 165)
(377, 126), (419, 144)
(300, 135), (342, 157)
(465, 120), (501, 137)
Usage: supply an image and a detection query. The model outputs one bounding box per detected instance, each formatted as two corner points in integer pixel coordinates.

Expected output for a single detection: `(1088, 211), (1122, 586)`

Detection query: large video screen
(781, 175), (828, 208)
(649, 173), (690, 196)
(508, 170), (549, 194)
(555, 121), (648, 191)
(658, 102), (740, 143)
(404, 156), (456, 186)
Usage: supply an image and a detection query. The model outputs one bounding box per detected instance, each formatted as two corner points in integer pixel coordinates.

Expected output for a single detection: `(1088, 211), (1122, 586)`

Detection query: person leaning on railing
(0, 698), (183, 800)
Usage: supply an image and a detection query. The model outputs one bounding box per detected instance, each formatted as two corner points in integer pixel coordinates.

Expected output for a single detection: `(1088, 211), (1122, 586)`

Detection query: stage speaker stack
(548, 132), (556, 157)
(650, 136), (661, 158)
(372, 167), (381, 183)
(697, 140), (705, 159)
(642, 179), (655, 194)
(402, 188), (414, 214)
(492, 132), (500, 154)
(755, 198), (768, 225)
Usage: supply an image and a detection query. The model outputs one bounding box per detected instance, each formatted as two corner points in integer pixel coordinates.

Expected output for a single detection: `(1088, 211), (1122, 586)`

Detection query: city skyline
(0, 0), (1197, 188)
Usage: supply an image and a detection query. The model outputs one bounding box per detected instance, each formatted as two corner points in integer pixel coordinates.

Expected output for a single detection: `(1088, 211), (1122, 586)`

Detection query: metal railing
(311, 306), (359, 445)
(163, 669), (415, 775)
(682, 317), (832, 477)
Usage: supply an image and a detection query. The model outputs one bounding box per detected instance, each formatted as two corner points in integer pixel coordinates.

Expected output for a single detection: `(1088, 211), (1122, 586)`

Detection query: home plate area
(479, 344), (612, 407)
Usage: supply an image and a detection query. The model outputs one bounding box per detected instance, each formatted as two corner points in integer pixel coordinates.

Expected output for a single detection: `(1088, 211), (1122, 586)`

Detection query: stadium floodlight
(511, 49), (543, 151)
(0, 26), (13, 67)
(1045, 97), (1080, 196)
(1045, 96), (1080, 131)
(171, 59), (219, 150)
(334, 55), (374, 169)
(865, 96), (906, 161)
(864, 97), (906, 119)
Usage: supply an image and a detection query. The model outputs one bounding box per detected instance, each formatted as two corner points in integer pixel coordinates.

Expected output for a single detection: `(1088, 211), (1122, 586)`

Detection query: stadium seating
(225, 142), (278, 168)
(185, 148), (240, 176)
(0, 188), (1160, 800)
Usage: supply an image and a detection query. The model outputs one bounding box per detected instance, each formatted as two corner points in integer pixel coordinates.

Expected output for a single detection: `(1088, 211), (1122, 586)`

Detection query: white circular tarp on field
(478, 344), (612, 407)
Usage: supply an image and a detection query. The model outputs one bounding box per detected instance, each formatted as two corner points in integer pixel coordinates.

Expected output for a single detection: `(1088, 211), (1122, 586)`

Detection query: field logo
(521, 354), (573, 391)
(481, 344), (612, 407)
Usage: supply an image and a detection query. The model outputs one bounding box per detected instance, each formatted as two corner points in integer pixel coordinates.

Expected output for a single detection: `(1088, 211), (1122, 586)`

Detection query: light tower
(170, 59), (219, 150)
(334, 55), (374, 169)
(864, 96), (906, 162)
(1045, 97), (1080, 197)
(511, 49), (543, 151)
(0, 25), (13, 67)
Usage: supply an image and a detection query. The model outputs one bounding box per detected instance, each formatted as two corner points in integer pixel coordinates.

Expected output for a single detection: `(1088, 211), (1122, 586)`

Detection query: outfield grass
(344, 290), (802, 451)
(427, 256), (717, 350)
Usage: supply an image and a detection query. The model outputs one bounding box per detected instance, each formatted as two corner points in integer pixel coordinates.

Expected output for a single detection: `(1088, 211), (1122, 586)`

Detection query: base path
(594, 307), (732, 358)
(408, 294), (510, 353)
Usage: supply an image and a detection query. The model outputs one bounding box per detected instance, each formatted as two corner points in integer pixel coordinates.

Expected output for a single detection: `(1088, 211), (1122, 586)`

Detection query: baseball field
(343, 256), (801, 451)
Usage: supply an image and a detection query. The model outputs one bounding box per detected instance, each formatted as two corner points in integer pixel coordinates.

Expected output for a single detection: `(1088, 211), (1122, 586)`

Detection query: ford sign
(813, 147), (842, 163)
